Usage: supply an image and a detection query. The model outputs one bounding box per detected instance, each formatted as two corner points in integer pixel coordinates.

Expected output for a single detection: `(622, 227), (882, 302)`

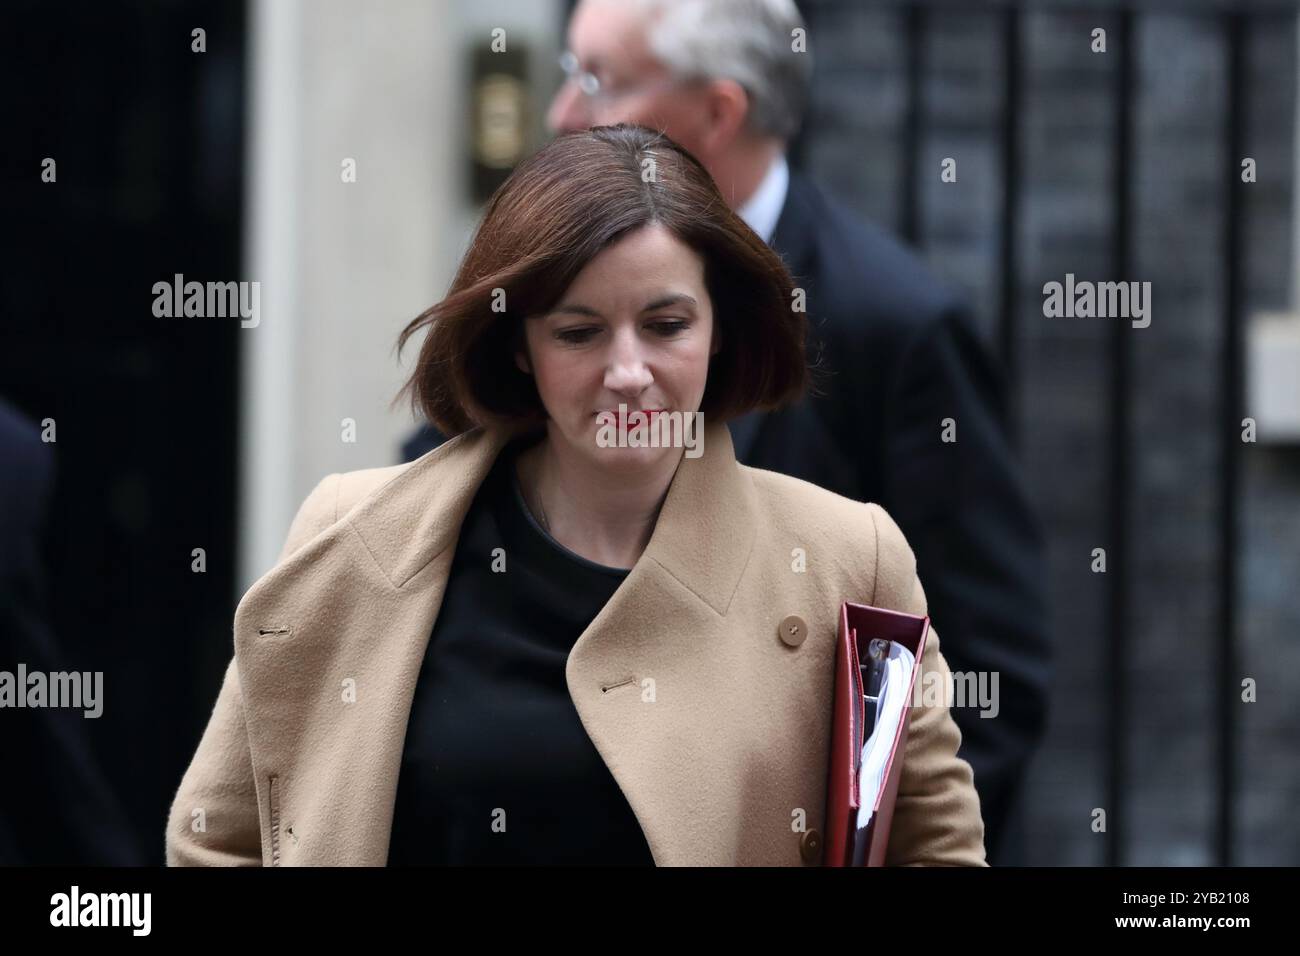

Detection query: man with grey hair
(404, 0), (1051, 865)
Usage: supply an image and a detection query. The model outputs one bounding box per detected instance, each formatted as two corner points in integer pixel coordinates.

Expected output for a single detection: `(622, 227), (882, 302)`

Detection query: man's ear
(697, 78), (749, 157)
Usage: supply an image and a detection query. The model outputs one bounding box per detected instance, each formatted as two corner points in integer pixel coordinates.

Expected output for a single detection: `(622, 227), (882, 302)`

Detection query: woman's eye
(556, 321), (686, 343)
(557, 327), (598, 344)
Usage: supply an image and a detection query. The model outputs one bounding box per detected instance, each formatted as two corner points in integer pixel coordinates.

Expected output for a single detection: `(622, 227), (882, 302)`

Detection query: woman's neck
(515, 431), (683, 570)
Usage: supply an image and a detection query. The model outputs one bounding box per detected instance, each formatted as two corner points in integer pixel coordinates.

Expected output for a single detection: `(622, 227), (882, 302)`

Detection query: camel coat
(165, 419), (986, 866)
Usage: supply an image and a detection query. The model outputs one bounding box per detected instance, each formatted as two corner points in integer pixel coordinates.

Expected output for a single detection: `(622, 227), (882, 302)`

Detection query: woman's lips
(596, 408), (667, 427)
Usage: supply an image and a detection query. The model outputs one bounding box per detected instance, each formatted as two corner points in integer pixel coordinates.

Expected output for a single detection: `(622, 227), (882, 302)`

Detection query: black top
(386, 433), (655, 865)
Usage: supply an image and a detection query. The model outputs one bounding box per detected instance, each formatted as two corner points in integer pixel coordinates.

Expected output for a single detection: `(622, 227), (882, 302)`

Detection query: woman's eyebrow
(548, 303), (603, 319)
(643, 293), (697, 312)
(548, 294), (698, 319)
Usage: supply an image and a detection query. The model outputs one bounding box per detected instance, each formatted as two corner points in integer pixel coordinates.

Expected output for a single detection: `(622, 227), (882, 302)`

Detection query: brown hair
(396, 124), (811, 436)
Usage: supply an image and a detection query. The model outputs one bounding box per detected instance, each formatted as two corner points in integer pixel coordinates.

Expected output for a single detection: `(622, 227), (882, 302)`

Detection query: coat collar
(728, 169), (822, 462)
(234, 416), (759, 865)
(770, 167), (820, 283)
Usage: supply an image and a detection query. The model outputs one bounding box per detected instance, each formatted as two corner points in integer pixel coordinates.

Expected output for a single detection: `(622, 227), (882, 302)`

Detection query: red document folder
(823, 601), (931, 866)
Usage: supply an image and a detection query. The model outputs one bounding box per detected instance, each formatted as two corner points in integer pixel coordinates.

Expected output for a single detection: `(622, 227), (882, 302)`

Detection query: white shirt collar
(735, 153), (789, 245)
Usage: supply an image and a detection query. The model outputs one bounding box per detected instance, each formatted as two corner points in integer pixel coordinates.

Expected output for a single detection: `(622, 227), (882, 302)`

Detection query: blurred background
(2, 0), (1297, 866)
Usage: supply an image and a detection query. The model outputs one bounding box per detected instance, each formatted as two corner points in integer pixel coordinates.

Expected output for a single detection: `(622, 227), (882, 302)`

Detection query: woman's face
(516, 222), (719, 473)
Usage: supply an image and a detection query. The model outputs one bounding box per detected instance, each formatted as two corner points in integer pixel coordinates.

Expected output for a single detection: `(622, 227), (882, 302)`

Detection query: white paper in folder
(856, 641), (916, 831)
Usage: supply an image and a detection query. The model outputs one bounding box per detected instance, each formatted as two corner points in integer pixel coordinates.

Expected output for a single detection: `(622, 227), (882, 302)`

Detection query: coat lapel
(232, 418), (757, 865)
(562, 421), (761, 863)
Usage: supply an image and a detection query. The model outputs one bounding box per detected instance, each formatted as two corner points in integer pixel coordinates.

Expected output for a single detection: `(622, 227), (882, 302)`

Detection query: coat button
(799, 828), (822, 863)
(778, 614), (807, 647)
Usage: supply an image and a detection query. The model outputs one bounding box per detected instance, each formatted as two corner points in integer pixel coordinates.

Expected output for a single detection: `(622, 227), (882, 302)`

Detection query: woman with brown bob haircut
(167, 124), (986, 867)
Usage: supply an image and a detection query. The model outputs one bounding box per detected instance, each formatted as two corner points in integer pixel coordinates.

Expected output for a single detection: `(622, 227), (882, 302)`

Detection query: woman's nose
(604, 334), (653, 393)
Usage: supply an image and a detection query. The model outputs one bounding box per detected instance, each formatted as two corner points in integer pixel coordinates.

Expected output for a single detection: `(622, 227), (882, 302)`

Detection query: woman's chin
(588, 440), (678, 471)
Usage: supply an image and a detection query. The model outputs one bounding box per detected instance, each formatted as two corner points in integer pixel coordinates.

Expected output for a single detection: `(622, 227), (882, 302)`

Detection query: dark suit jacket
(0, 399), (143, 864)
(400, 170), (1052, 863)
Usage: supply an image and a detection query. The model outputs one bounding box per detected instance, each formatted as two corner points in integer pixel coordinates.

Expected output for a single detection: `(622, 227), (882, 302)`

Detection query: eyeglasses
(557, 50), (686, 103)
(558, 50), (602, 97)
